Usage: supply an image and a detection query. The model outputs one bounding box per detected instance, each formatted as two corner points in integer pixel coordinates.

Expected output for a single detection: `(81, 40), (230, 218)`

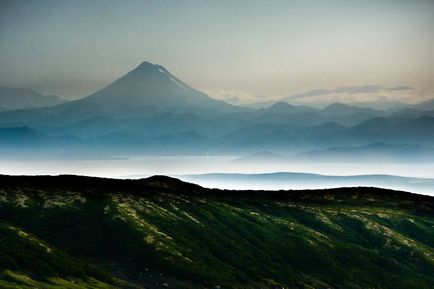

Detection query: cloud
(283, 86), (434, 109)
(202, 89), (282, 105)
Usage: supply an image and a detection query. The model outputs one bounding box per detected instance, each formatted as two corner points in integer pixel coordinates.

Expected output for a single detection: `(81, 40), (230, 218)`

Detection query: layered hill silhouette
(0, 174), (433, 288)
(0, 61), (434, 159)
(0, 62), (236, 125)
(235, 143), (434, 164)
(0, 87), (64, 110)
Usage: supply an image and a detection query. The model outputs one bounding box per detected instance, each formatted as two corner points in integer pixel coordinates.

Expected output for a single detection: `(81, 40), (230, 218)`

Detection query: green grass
(0, 175), (433, 288)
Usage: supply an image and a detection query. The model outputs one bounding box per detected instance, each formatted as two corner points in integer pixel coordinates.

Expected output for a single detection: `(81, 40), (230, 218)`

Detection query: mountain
(256, 102), (388, 127)
(0, 87), (64, 110)
(264, 102), (385, 120)
(0, 175), (433, 289)
(213, 115), (434, 154)
(0, 126), (49, 148)
(346, 116), (434, 145)
(0, 62), (237, 126)
(391, 108), (434, 119)
(1, 68), (434, 158)
(232, 150), (288, 163)
(217, 121), (348, 153)
(319, 103), (382, 117)
(233, 142), (434, 165)
(74, 61), (236, 113)
(0, 126), (90, 160)
(2, 112), (434, 157)
(291, 143), (434, 163)
(217, 123), (304, 152)
(266, 101), (315, 114)
(317, 103), (388, 126)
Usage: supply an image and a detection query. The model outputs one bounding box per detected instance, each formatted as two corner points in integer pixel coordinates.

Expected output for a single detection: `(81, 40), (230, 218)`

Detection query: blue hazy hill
(0, 62), (434, 159)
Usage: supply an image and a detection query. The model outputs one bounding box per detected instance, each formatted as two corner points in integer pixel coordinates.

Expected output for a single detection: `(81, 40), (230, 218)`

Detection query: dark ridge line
(0, 174), (433, 205)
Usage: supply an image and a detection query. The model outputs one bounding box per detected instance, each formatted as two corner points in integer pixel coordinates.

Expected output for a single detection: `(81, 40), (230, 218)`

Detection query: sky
(0, 0), (433, 101)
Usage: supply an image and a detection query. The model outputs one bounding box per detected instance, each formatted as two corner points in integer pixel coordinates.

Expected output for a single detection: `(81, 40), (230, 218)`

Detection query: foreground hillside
(0, 175), (433, 289)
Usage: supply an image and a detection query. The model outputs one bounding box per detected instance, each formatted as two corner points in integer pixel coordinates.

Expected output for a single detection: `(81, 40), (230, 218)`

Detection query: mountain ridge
(0, 62), (238, 126)
(0, 86), (64, 110)
(81, 61), (235, 112)
(0, 174), (433, 289)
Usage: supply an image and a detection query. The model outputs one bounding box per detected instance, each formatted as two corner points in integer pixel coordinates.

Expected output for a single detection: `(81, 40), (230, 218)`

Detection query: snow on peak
(157, 68), (185, 87)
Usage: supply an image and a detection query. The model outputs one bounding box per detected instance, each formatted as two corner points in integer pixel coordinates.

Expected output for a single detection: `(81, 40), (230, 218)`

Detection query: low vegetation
(0, 175), (433, 288)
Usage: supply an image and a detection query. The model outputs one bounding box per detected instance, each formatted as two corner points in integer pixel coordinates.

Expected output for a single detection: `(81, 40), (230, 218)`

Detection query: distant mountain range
(235, 143), (434, 163)
(0, 62), (237, 126)
(292, 143), (434, 163)
(78, 61), (236, 113)
(1, 61), (434, 160)
(180, 172), (434, 195)
(0, 87), (64, 110)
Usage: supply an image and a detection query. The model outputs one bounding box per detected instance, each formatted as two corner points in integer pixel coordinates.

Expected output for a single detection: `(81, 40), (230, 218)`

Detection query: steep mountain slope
(0, 175), (433, 289)
(81, 62), (235, 112)
(0, 62), (235, 124)
(0, 62), (236, 127)
(0, 87), (64, 110)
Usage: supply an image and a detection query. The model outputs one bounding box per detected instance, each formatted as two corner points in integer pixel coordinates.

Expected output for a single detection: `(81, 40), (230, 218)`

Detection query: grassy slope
(0, 175), (433, 289)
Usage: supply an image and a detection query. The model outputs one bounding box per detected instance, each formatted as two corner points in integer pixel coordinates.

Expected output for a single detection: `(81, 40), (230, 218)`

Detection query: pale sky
(0, 0), (433, 101)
